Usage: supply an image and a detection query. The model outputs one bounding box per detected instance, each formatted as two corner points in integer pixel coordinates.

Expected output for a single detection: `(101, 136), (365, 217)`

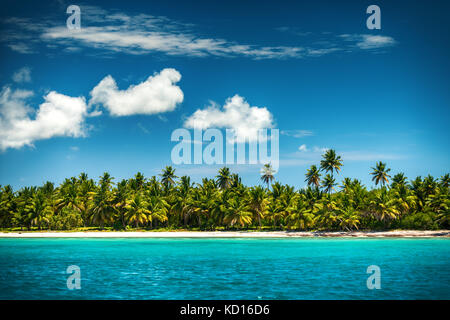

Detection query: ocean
(0, 238), (448, 299)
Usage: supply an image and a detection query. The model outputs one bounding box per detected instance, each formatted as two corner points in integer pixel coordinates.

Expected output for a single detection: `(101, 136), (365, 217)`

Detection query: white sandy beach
(0, 230), (448, 238)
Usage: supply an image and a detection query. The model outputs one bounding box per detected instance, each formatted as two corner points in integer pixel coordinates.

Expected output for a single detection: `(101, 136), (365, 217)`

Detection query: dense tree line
(0, 149), (448, 231)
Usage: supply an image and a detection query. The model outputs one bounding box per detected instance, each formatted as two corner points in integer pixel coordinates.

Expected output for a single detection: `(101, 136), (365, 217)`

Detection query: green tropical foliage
(0, 150), (448, 231)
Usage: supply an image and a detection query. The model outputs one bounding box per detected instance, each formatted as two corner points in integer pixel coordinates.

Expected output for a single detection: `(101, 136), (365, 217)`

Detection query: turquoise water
(0, 238), (449, 299)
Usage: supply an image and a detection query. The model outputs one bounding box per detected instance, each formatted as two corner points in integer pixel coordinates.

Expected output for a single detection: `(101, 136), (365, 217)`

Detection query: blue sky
(0, 0), (449, 190)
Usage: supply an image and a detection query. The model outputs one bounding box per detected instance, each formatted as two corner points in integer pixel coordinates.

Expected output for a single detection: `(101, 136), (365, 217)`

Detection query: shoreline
(0, 230), (448, 238)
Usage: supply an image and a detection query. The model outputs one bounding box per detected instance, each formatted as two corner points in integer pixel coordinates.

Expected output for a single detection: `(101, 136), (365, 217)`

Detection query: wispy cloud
(1, 6), (397, 59)
(137, 122), (150, 134)
(12, 67), (31, 83)
(281, 130), (313, 138)
(339, 34), (396, 49)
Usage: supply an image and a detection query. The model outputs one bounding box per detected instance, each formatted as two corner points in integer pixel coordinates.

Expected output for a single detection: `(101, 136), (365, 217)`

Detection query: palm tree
(77, 178), (94, 227)
(216, 167), (232, 190)
(0, 185), (15, 227)
(25, 192), (51, 230)
(440, 174), (449, 189)
(1, 161), (448, 232)
(368, 189), (400, 226)
(90, 188), (114, 229)
(391, 173), (407, 189)
(260, 163), (275, 189)
(322, 174), (336, 195)
(340, 177), (353, 193)
(99, 172), (114, 191)
(125, 193), (150, 228)
(130, 172), (146, 191)
(337, 207), (360, 231)
(320, 149), (343, 176)
(223, 198), (252, 228)
(160, 166), (177, 190)
(248, 186), (268, 230)
(370, 161), (391, 187)
(147, 195), (169, 228)
(287, 195), (315, 230)
(171, 176), (194, 226)
(305, 165), (321, 188)
(114, 179), (129, 228)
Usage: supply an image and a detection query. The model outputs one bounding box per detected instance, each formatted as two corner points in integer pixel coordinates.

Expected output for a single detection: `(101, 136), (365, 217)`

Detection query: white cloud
(89, 68), (183, 116)
(7, 43), (34, 54)
(339, 34), (396, 50)
(41, 24), (306, 59)
(298, 144), (308, 152)
(184, 95), (274, 142)
(12, 67), (31, 83)
(357, 35), (396, 49)
(70, 146), (79, 151)
(0, 86), (87, 151)
(281, 130), (313, 138)
(1, 6), (395, 59)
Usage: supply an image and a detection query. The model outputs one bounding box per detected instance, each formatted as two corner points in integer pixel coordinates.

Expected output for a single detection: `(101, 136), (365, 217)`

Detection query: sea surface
(0, 238), (449, 299)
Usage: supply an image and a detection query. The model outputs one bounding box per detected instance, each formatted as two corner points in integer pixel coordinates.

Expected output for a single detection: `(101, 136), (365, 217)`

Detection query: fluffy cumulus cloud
(89, 68), (183, 116)
(0, 67), (184, 151)
(0, 87), (87, 150)
(184, 95), (274, 142)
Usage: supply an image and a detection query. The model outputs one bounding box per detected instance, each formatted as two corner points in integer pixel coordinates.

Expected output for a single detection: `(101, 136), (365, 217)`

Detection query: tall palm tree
(216, 167), (232, 190)
(305, 165), (321, 188)
(260, 163), (275, 189)
(370, 161), (391, 186)
(160, 166), (177, 190)
(320, 149), (343, 176)
(99, 172), (114, 191)
(130, 172), (146, 192)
